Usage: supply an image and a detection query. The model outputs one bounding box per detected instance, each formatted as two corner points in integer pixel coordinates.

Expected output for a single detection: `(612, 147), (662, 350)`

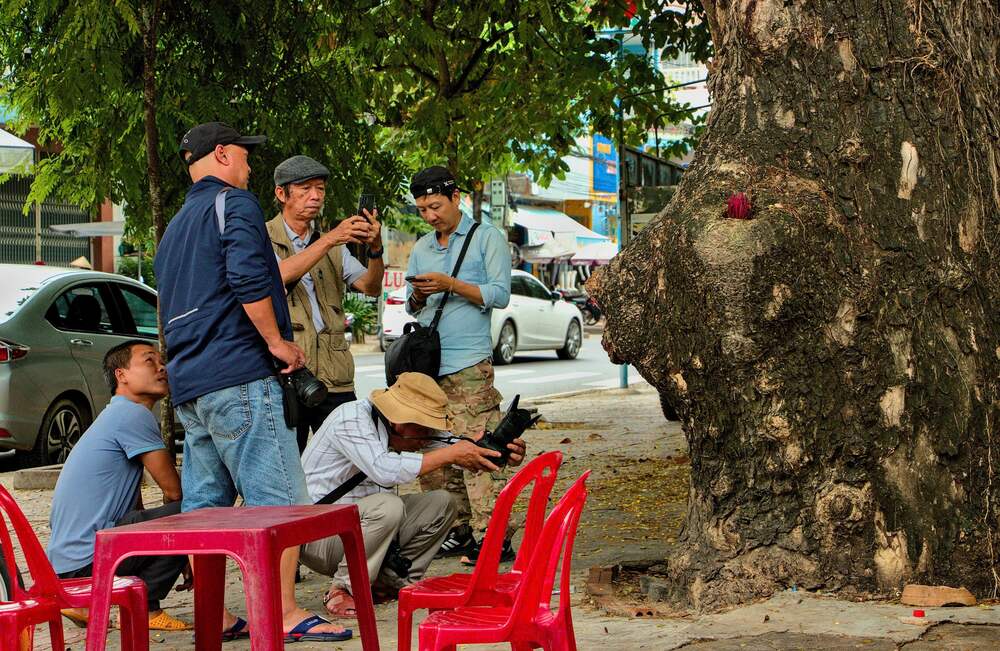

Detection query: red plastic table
(84, 505), (380, 650)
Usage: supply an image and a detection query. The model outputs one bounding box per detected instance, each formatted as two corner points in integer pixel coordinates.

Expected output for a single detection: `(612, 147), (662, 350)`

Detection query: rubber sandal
(148, 610), (192, 631)
(60, 608), (93, 629)
(284, 614), (352, 642)
(221, 616), (250, 641)
(324, 588), (358, 618)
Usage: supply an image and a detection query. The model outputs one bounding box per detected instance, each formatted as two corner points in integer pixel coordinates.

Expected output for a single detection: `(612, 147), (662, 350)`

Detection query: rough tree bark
(590, 0), (1000, 611)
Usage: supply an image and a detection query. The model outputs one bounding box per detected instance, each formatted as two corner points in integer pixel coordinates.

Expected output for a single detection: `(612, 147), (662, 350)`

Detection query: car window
(510, 276), (529, 297)
(45, 285), (115, 334)
(115, 284), (159, 337)
(523, 276), (552, 300)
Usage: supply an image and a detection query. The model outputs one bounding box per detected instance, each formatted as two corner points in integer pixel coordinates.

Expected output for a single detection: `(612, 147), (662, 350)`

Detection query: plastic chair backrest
(508, 470), (590, 626)
(467, 450), (562, 592)
(0, 485), (63, 599)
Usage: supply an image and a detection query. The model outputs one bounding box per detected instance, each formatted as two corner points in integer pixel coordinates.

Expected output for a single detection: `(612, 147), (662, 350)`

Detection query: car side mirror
(549, 291), (560, 302)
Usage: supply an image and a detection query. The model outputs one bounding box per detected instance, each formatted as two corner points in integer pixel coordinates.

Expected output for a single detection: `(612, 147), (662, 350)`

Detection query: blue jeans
(176, 376), (309, 511)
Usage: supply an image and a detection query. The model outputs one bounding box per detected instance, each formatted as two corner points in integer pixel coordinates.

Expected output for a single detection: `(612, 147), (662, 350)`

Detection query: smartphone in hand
(405, 275), (419, 283)
(358, 193), (377, 218)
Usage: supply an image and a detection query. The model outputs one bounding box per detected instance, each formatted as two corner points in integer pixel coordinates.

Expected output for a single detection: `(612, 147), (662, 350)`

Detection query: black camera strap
(428, 222), (480, 332)
(315, 405), (395, 505)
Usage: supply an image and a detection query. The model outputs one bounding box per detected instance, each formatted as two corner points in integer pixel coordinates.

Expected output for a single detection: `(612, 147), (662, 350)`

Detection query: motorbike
(557, 289), (602, 326)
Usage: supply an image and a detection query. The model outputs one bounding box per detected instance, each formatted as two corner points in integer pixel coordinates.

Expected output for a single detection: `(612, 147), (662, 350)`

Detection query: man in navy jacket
(154, 123), (349, 642)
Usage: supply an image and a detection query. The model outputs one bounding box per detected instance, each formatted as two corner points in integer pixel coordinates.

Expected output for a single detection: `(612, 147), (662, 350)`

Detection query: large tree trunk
(590, 0), (1000, 611)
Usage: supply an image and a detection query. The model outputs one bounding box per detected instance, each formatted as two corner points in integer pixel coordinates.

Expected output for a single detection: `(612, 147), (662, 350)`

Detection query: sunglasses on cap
(410, 179), (460, 198)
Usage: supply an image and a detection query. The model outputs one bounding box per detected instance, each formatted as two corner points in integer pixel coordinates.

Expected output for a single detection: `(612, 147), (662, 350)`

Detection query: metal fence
(0, 175), (90, 266)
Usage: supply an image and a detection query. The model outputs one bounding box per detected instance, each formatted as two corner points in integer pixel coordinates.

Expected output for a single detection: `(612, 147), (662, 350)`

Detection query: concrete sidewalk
(5, 384), (999, 649)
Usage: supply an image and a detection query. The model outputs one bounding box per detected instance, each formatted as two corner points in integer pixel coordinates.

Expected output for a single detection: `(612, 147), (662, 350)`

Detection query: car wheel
(556, 320), (582, 360)
(659, 392), (679, 421)
(29, 398), (88, 467)
(492, 321), (517, 366)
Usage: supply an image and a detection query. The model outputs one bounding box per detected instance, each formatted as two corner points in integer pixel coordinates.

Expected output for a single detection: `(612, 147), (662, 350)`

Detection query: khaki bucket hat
(370, 372), (453, 431)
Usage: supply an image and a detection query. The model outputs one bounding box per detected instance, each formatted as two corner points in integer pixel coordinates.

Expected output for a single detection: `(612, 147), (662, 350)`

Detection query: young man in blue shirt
(405, 166), (513, 560)
(48, 340), (192, 632)
(154, 123), (348, 642)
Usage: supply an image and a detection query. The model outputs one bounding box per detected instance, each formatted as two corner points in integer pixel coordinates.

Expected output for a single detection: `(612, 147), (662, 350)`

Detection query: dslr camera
(278, 365), (328, 428)
(475, 395), (539, 468)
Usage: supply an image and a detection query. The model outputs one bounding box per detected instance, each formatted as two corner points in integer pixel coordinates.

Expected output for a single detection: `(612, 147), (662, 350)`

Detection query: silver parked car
(0, 264), (160, 466)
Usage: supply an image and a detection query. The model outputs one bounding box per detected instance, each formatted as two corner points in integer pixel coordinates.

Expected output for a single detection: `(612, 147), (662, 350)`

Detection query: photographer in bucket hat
(300, 373), (526, 618)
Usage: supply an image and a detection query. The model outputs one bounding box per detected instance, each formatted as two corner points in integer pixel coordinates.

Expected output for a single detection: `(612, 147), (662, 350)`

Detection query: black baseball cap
(178, 122), (266, 165)
(410, 166), (461, 199)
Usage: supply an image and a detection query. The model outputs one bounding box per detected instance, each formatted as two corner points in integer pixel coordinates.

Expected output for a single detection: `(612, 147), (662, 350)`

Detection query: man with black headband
(155, 122), (350, 642)
(404, 166), (514, 561)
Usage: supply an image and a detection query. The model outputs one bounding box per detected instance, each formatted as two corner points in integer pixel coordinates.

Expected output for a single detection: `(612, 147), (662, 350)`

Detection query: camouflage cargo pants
(420, 359), (503, 534)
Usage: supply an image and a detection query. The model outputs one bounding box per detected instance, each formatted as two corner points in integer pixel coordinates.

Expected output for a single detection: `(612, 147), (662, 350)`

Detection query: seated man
(47, 340), (245, 637)
(300, 372), (525, 617)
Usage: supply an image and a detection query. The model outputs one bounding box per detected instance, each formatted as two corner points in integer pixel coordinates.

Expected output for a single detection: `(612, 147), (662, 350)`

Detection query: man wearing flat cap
(268, 155), (384, 452)
(300, 372), (525, 619)
(155, 124), (349, 641)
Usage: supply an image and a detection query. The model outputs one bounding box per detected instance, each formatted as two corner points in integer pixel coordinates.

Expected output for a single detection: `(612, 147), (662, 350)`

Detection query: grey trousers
(300, 490), (456, 594)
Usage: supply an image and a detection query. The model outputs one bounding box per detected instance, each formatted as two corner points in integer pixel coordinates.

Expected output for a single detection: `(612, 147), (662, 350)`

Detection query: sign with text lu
(382, 270), (406, 300)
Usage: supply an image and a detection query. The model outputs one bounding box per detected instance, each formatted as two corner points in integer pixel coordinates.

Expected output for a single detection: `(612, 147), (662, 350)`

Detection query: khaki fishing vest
(266, 216), (355, 393)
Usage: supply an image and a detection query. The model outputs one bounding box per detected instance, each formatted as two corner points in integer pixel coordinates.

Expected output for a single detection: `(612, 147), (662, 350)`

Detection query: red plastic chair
(398, 450), (563, 651)
(0, 484), (149, 650)
(0, 597), (64, 651)
(417, 470), (590, 651)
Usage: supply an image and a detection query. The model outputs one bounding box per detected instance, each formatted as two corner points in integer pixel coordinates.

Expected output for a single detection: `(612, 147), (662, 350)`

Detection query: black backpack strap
(314, 405), (394, 505)
(429, 222), (480, 331)
(315, 471), (366, 505)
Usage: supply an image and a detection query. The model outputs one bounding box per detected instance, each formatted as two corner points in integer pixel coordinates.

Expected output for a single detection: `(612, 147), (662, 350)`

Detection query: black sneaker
(436, 524), (477, 558)
(461, 538), (516, 566)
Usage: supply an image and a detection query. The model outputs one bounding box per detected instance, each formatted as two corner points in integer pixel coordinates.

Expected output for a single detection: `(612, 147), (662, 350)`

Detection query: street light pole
(616, 34), (630, 390)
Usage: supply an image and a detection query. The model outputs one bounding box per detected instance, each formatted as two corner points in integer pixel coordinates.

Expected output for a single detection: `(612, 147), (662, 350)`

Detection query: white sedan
(380, 270), (583, 364)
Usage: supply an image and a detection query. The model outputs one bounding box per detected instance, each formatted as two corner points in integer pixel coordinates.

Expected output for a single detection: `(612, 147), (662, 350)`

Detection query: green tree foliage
(1, 1), (712, 234)
(0, 1), (404, 235)
(330, 0), (707, 191)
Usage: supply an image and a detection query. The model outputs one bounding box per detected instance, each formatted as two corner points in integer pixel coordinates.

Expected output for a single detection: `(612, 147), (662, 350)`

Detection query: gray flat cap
(274, 155), (330, 186)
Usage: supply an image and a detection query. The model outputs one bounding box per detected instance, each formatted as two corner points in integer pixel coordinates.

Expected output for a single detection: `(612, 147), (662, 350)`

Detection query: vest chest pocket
(316, 332), (354, 389)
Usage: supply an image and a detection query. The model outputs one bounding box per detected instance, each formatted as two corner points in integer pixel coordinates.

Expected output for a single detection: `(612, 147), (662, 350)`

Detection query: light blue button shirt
(283, 220), (367, 331)
(406, 214), (511, 376)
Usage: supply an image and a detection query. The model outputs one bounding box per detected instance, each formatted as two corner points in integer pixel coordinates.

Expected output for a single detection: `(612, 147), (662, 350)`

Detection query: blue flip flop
(221, 616), (250, 642)
(284, 614), (353, 643)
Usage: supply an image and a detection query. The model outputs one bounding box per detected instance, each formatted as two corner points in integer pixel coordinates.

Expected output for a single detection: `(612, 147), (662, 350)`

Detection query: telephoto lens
(289, 367), (327, 407)
(475, 395), (539, 467)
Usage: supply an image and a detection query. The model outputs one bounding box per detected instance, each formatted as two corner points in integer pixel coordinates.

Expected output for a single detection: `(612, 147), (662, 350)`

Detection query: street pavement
(6, 384), (1000, 649)
(352, 333), (645, 402)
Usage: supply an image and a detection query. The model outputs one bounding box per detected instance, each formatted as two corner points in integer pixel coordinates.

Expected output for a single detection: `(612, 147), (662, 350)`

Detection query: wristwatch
(367, 246), (384, 259)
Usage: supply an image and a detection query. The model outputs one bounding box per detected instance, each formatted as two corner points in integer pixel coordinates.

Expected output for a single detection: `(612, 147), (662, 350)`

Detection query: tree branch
(446, 25), (516, 97)
(372, 62), (439, 86)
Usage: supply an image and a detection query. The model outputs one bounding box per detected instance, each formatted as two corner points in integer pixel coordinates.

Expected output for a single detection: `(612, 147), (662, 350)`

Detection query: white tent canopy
(509, 205), (609, 244)
(49, 222), (125, 237)
(521, 239), (576, 264)
(571, 240), (619, 266)
(0, 128), (34, 174)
